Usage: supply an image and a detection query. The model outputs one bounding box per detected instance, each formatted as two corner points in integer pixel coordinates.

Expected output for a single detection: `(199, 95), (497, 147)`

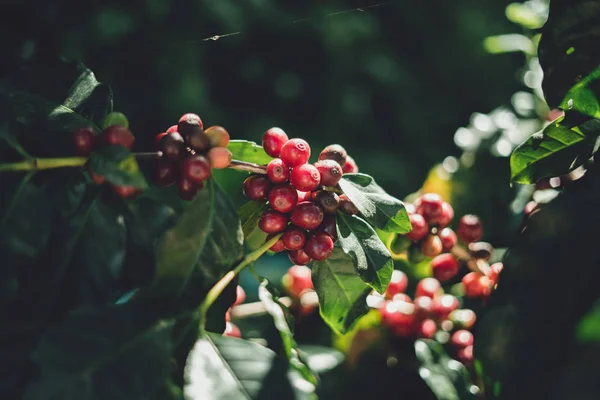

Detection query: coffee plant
(2, 0), (600, 399)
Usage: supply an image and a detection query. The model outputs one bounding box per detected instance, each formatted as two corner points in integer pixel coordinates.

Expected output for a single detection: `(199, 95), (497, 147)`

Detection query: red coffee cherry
(262, 127), (289, 158)
(282, 226), (307, 251)
(439, 227), (457, 252)
(243, 175), (271, 201)
(415, 277), (442, 299)
(205, 126), (230, 148)
(314, 159), (343, 187)
(259, 210), (288, 234)
(112, 185), (141, 198)
(315, 191), (339, 214)
(414, 296), (434, 320)
(316, 215), (337, 242)
(266, 158), (290, 184)
(488, 262), (504, 284)
(457, 214), (483, 243)
(435, 202), (454, 227)
(290, 201), (324, 230)
(432, 294), (460, 321)
(186, 130), (210, 152)
(462, 272), (492, 298)
(339, 195), (359, 215)
(178, 113), (203, 136)
(280, 138), (311, 166)
(290, 164), (321, 192)
(182, 155), (212, 183)
(342, 155), (359, 173)
(297, 190), (312, 203)
(155, 132), (169, 149)
(159, 132), (185, 160)
(282, 265), (313, 298)
(415, 193), (443, 223)
(155, 161), (179, 186)
(223, 322), (241, 338)
(379, 299), (415, 337)
(421, 234), (443, 258)
(234, 285), (246, 306)
(288, 249), (312, 266)
(451, 330), (474, 348)
(166, 125), (179, 133)
(89, 172), (106, 185)
(269, 234), (286, 252)
(304, 232), (334, 261)
(73, 127), (97, 156)
(456, 345), (474, 365)
(207, 147), (232, 169)
(178, 178), (203, 201)
(385, 270), (409, 299)
(406, 213), (428, 241)
(416, 319), (437, 339)
(103, 125), (134, 149)
(318, 144), (348, 168)
(268, 184), (298, 213)
(431, 253), (459, 282)
(393, 293), (412, 303)
(448, 309), (477, 330)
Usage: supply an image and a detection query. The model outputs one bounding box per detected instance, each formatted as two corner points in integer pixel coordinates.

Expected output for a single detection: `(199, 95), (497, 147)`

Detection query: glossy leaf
(559, 65), (600, 119)
(576, 302), (600, 342)
(227, 140), (272, 165)
(336, 213), (393, 293)
(338, 173), (411, 233)
(88, 146), (148, 188)
(312, 247), (372, 334)
(238, 200), (268, 251)
(184, 334), (316, 399)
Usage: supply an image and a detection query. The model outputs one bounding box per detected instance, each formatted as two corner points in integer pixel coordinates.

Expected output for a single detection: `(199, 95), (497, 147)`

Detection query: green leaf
(415, 340), (478, 400)
(258, 280), (318, 385)
(576, 302), (600, 342)
(24, 303), (173, 400)
(336, 213), (393, 293)
(184, 334), (316, 399)
(559, 65), (600, 119)
(88, 146), (148, 188)
(312, 247), (372, 334)
(227, 140), (272, 165)
(102, 111), (129, 129)
(239, 200), (268, 251)
(338, 173), (411, 233)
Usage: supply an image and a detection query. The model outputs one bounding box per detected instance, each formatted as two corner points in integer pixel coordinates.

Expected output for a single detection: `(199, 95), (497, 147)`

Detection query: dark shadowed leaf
(88, 145), (148, 188)
(227, 140), (272, 165)
(239, 200), (268, 251)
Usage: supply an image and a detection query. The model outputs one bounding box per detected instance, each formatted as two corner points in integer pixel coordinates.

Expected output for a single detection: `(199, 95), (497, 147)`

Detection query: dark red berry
(186, 130), (210, 152)
(416, 319), (437, 339)
(205, 126), (230, 148)
(178, 178), (202, 201)
(243, 175), (271, 201)
(266, 158), (290, 184)
(112, 185), (141, 198)
(318, 144), (348, 167)
(488, 262), (504, 284)
(155, 161), (179, 186)
(280, 138), (311, 166)
(282, 265), (313, 298)
(304, 232), (334, 261)
(290, 201), (324, 230)
(73, 127), (97, 156)
(89, 172), (106, 185)
(439, 227), (457, 252)
(155, 132), (169, 149)
(268, 234), (286, 252)
(297, 191), (312, 203)
(268, 184), (298, 213)
(178, 113), (203, 136)
(431, 253), (459, 282)
(385, 270), (408, 299)
(315, 191), (339, 214)
(451, 330), (474, 348)
(379, 299), (415, 337)
(415, 193), (443, 223)
(314, 159), (343, 187)
(259, 210), (288, 234)
(342, 155), (359, 173)
(103, 125), (134, 149)
(462, 272), (492, 298)
(166, 125), (179, 133)
(457, 215), (483, 243)
(290, 164), (321, 192)
(282, 226), (307, 251)
(339, 195), (359, 215)
(414, 296), (434, 321)
(415, 277), (441, 299)
(316, 215), (337, 242)
(435, 202), (454, 227)
(288, 249), (312, 265)
(406, 213), (428, 241)
(432, 294), (460, 321)
(421, 234), (443, 258)
(160, 132), (185, 160)
(207, 147), (232, 169)
(262, 127), (289, 158)
(182, 155), (212, 183)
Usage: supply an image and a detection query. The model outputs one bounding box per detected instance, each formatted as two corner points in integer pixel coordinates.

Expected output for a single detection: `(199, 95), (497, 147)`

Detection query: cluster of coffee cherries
(154, 113), (232, 200)
(72, 123), (140, 198)
(242, 127), (359, 265)
(223, 285), (246, 338)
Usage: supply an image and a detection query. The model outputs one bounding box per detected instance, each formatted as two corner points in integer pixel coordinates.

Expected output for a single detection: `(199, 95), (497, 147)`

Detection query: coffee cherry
(416, 193), (443, 223)
(393, 293), (412, 303)
(269, 234), (286, 252)
(488, 262), (504, 284)
(314, 159), (343, 187)
(318, 144), (348, 167)
(223, 322), (241, 338)
(416, 319), (437, 339)
(343, 155), (359, 173)
(259, 210), (288, 234)
(339, 195), (359, 215)
(468, 241), (493, 261)
(316, 215), (337, 242)
(178, 178), (203, 201)
(186, 130), (210, 152)
(280, 138), (311, 166)
(282, 265), (313, 298)
(290, 164), (321, 192)
(385, 270), (408, 299)
(243, 175), (271, 201)
(456, 345), (474, 365)
(89, 172), (106, 185)
(414, 296), (434, 320)
(304, 232), (334, 261)
(439, 227), (457, 252)
(524, 200), (538, 216)
(182, 155), (212, 183)
(406, 213), (428, 241)
(379, 299), (415, 337)
(462, 272), (492, 298)
(234, 285), (246, 306)
(207, 147), (232, 169)
(155, 161), (179, 186)
(457, 215), (483, 243)
(448, 309), (477, 330)
(268, 184), (298, 213)
(421, 234), (443, 258)
(262, 127), (289, 158)
(103, 125), (134, 149)
(315, 191), (339, 214)
(431, 253), (459, 282)
(155, 132), (169, 149)
(166, 125), (179, 133)
(205, 126), (230, 148)
(267, 158), (290, 184)
(178, 113), (203, 136)
(451, 330), (474, 348)
(435, 202), (454, 227)
(290, 201), (324, 230)
(297, 190), (312, 203)
(282, 226), (307, 251)
(73, 127), (97, 156)
(159, 132), (185, 160)
(432, 294), (460, 321)
(112, 185), (140, 198)
(288, 249), (312, 265)
(415, 277), (442, 299)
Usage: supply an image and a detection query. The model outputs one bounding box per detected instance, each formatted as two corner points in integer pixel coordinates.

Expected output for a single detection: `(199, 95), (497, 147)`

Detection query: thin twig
(228, 159), (268, 174)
